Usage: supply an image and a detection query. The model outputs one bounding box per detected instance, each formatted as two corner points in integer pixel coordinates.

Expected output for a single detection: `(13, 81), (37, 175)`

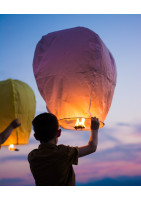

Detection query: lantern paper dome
(0, 79), (36, 146)
(33, 27), (117, 130)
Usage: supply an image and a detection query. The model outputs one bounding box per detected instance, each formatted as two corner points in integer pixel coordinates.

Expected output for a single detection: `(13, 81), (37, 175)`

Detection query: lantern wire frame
(59, 117), (104, 131)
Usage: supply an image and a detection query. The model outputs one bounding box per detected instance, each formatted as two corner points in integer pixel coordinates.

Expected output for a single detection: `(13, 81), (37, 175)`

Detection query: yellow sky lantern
(33, 27), (117, 130)
(0, 79), (36, 147)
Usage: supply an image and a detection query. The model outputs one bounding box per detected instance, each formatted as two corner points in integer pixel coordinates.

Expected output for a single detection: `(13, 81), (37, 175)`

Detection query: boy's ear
(57, 129), (61, 138)
(34, 133), (40, 141)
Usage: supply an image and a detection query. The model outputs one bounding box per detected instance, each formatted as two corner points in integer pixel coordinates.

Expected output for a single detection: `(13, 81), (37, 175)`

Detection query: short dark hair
(32, 113), (59, 143)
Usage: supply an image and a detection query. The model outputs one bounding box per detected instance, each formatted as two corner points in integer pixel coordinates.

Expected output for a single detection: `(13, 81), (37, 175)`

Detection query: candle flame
(8, 144), (16, 151)
(74, 118), (85, 129)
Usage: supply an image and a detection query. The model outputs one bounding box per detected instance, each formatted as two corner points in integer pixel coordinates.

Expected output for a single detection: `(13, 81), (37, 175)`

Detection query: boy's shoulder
(57, 144), (78, 151)
(58, 144), (79, 158)
(28, 148), (38, 161)
(57, 144), (79, 165)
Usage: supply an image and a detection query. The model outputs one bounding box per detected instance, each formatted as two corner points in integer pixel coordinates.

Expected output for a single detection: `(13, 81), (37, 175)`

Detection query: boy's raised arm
(78, 117), (99, 158)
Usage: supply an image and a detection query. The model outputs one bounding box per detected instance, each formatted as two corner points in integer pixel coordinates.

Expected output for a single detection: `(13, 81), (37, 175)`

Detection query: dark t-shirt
(28, 143), (79, 186)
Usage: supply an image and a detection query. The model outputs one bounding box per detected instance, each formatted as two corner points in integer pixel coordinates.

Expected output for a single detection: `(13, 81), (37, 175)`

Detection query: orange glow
(8, 144), (16, 151)
(74, 118), (86, 130)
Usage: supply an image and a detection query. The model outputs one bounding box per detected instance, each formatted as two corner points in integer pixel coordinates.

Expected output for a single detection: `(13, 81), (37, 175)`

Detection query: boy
(28, 113), (99, 186)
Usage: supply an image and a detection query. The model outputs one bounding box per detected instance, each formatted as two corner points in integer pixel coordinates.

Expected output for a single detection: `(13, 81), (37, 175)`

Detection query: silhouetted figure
(28, 113), (99, 186)
(0, 119), (21, 146)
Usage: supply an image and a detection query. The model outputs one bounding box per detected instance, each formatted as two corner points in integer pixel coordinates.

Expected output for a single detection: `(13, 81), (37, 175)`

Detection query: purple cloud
(116, 122), (131, 127)
(76, 176), (141, 186)
(0, 155), (27, 162)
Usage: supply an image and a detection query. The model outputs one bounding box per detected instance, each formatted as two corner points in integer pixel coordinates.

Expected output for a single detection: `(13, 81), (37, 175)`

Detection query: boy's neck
(41, 137), (57, 145)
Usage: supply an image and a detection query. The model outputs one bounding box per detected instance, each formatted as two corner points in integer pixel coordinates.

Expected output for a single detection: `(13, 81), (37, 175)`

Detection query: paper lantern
(0, 79), (36, 146)
(33, 27), (117, 130)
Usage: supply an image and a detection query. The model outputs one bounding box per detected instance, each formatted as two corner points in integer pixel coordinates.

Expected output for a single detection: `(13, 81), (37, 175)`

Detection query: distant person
(28, 113), (99, 186)
(0, 119), (21, 147)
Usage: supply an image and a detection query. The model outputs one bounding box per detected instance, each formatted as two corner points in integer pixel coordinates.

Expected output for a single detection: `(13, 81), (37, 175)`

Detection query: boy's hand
(91, 117), (100, 130)
(10, 119), (21, 129)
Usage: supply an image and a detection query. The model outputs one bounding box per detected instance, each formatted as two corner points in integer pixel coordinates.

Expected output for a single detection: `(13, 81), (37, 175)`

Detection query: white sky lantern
(33, 27), (117, 131)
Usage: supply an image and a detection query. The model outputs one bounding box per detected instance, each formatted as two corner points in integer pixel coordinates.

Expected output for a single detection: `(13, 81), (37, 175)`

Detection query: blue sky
(0, 14), (141, 186)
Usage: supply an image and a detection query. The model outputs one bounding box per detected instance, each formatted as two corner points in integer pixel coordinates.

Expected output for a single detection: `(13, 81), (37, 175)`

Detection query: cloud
(74, 159), (141, 183)
(0, 178), (23, 186)
(76, 176), (141, 186)
(134, 124), (141, 134)
(73, 142), (141, 183)
(94, 143), (141, 162)
(1, 176), (141, 186)
(116, 122), (141, 134)
(104, 122), (141, 145)
(116, 122), (131, 127)
(0, 155), (27, 162)
(0, 177), (34, 186)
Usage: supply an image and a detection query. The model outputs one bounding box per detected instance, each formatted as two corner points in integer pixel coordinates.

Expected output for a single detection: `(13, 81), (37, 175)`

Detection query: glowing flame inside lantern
(74, 118), (86, 130)
(8, 144), (16, 151)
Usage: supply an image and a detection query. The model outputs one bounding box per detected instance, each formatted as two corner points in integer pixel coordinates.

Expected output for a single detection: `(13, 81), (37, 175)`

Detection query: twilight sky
(0, 14), (141, 186)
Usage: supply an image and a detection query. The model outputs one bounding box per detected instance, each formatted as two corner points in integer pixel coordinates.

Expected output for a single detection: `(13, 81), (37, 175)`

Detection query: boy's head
(32, 113), (61, 143)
